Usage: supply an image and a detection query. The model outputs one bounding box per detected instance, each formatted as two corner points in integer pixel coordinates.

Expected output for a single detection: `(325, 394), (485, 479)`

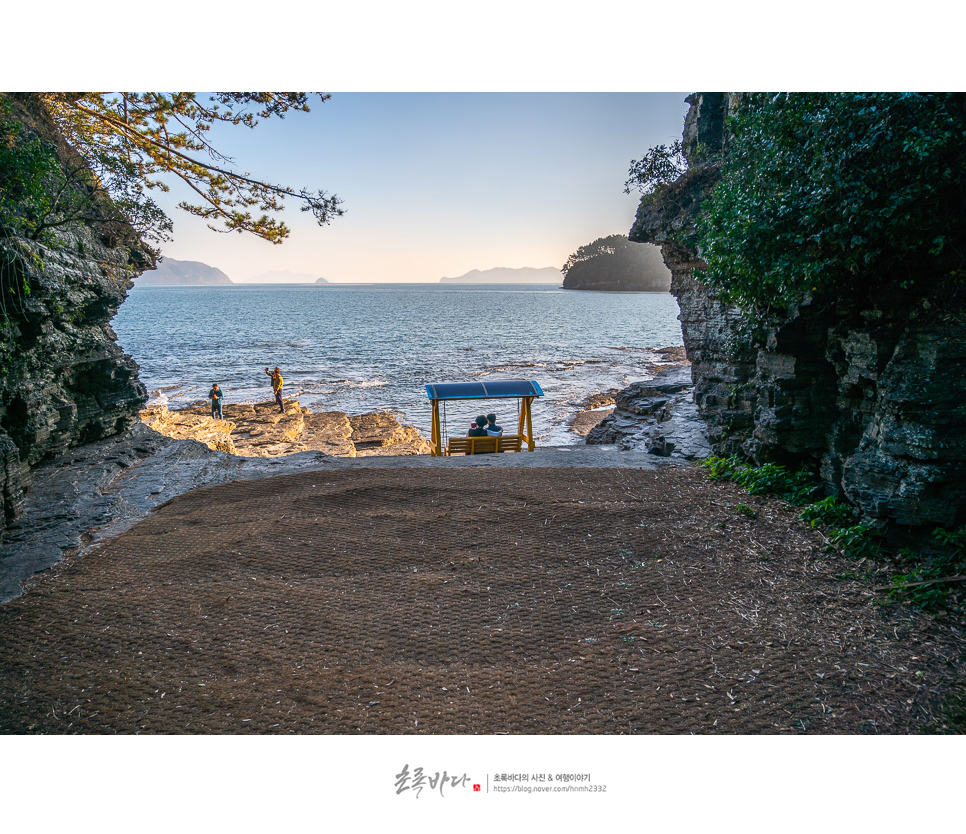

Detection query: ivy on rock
(693, 92), (966, 313)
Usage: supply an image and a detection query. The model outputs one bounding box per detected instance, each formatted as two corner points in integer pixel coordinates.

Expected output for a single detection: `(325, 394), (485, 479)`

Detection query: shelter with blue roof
(425, 380), (544, 456)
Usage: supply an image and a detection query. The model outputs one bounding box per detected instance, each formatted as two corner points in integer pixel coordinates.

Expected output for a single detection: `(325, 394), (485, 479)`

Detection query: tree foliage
(624, 140), (687, 195)
(1, 99), (169, 246)
(27, 93), (344, 245)
(0, 102), (62, 238)
(694, 93), (966, 312)
(562, 234), (636, 275)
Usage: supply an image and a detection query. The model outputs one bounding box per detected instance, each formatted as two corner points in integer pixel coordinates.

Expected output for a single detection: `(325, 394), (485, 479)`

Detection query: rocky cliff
(631, 93), (966, 531)
(0, 95), (150, 541)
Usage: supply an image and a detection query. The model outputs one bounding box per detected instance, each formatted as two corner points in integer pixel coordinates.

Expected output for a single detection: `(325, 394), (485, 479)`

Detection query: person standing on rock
(265, 366), (284, 412)
(208, 383), (224, 419)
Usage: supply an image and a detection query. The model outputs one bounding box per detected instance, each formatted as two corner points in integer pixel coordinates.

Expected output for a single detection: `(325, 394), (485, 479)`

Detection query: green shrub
(889, 528), (966, 610)
(825, 524), (881, 561)
(702, 453), (743, 481)
(695, 93), (966, 313)
(701, 455), (818, 504)
(0, 103), (61, 240)
(799, 495), (855, 529)
(701, 455), (881, 560)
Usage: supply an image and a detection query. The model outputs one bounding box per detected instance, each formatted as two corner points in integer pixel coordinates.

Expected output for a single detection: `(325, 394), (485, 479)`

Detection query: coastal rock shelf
(584, 365), (711, 460)
(566, 349), (710, 461)
(140, 400), (431, 458)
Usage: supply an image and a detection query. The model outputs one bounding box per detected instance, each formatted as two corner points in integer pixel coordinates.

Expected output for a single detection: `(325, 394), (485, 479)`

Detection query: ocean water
(112, 284), (683, 446)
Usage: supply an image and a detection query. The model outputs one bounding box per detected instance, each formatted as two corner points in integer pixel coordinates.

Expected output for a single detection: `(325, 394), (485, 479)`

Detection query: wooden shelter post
(431, 400), (443, 457)
(523, 396), (535, 451)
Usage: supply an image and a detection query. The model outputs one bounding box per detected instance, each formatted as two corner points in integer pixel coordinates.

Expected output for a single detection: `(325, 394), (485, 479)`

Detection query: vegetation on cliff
(631, 93), (966, 313)
(623, 140), (687, 197)
(1, 101), (71, 243)
(628, 92), (966, 537)
(2, 93), (344, 253)
(693, 93), (966, 313)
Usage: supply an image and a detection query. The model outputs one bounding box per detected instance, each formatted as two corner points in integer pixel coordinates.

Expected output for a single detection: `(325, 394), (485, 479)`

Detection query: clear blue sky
(154, 92), (690, 283)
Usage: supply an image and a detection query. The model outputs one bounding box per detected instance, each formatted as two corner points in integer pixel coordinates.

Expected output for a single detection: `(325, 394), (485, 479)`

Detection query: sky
(152, 92), (690, 283)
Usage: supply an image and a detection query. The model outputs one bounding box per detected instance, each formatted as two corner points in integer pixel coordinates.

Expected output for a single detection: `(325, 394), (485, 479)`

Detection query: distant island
(562, 238), (671, 292)
(135, 262), (332, 285)
(439, 266), (563, 284)
(136, 257), (233, 286)
(248, 270), (328, 283)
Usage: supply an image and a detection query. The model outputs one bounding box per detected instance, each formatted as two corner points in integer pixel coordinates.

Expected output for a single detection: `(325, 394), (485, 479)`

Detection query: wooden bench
(445, 434), (524, 455)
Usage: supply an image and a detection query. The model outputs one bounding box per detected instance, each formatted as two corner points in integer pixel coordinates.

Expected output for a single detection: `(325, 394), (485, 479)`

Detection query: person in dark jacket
(485, 413), (503, 436)
(467, 415), (489, 437)
(208, 383), (224, 419)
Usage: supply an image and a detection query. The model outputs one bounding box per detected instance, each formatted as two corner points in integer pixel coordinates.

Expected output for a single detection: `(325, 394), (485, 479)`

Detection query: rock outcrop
(585, 365), (711, 460)
(567, 347), (689, 439)
(630, 92), (966, 531)
(0, 95), (150, 542)
(140, 400), (431, 458)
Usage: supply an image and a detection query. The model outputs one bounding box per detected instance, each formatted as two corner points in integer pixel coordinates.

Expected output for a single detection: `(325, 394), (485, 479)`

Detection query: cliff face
(631, 93), (966, 530)
(0, 96), (149, 540)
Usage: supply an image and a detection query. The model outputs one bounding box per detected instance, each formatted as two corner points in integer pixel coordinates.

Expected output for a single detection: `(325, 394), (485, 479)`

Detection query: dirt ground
(1, 465), (963, 734)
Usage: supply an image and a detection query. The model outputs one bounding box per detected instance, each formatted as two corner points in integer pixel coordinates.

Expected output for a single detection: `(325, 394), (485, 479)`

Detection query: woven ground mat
(0, 466), (962, 734)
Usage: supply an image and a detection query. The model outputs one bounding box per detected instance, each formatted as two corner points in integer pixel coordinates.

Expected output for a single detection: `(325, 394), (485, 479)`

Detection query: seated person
(485, 413), (503, 436)
(467, 416), (490, 437)
(464, 415), (495, 454)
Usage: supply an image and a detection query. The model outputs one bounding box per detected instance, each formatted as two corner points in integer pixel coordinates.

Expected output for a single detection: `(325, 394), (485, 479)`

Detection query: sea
(112, 283), (684, 446)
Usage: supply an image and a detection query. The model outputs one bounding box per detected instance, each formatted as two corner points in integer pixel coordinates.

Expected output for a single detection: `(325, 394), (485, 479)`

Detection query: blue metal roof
(425, 380), (544, 401)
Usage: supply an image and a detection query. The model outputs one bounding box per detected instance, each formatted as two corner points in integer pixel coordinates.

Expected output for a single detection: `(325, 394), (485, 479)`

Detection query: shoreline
(115, 283), (686, 450)
(0, 362), (704, 605)
(0, 428), (686, 605)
